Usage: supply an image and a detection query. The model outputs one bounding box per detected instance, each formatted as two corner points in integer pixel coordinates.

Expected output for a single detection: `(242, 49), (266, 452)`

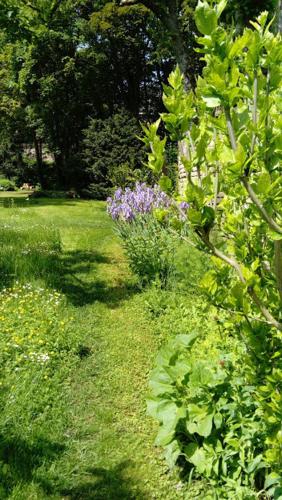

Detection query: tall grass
(0, 220), (61, 288)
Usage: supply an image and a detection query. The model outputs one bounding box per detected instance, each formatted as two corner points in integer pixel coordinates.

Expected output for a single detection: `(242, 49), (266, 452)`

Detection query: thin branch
(274, 240), (282, 304)
(215, 302), (276, 326)
(201, 232), (282, 331)
(168, 227), (197, 249)
(241, 177), (282, 234)
(224, 106), (282, 235)
(250, 70), (258, 158)
(213, 167), (219, 211)
(224, 107), (237, 151)
(201, 232), (245, 282)
(247, 286), (282, 331)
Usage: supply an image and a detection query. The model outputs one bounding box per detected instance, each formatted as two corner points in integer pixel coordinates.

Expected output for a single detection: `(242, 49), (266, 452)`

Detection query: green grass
(0, 193), (212, 499)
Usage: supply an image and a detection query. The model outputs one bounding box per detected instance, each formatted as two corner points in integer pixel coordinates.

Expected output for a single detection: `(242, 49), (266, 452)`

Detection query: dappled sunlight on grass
(0, 199), (190, 498)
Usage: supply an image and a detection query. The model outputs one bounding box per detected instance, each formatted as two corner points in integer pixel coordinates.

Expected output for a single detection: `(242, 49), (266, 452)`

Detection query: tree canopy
(0, 0), (279, 193)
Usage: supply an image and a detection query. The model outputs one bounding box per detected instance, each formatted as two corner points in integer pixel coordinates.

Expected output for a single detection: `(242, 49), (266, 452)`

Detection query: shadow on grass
(0, 436), (144, 499)
(0, 434), (65, 498)
(0, 199), (137, 307)
(0, 245), (137, 308)
(59, 461), (146, 500)
(50, 250), (137, 308)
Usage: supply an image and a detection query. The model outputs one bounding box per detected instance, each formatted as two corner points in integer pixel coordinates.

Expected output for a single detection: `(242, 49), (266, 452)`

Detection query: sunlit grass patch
(0, 220), (61, 288)
(0, 283), (80, 498)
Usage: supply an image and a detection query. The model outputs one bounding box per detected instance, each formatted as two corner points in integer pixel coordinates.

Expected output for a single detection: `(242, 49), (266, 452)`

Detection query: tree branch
(274, 240), (282, 304)
(241, 177), (282, 234)
(215, 302), (276, 327)
(250, 70), (258, 158)
(201, 232), (282, 331)
(168, 227), (197, 249)
(224, 106), (282, 235)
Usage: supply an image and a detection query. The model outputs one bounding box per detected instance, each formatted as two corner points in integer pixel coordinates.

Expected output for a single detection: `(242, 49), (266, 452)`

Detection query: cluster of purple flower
(107, 183), (172, 221)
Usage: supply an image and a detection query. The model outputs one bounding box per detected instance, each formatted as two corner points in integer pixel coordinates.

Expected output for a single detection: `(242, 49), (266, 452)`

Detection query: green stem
(201, 232), (282, 331)
(224, 105), (282, 234)
(224, 107), (237, 151)
(250, 71), (258, 158)
(274, 240), (282, 304)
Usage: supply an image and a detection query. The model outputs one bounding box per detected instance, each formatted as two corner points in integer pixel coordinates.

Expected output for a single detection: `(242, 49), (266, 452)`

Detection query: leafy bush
(144, 1), (282, 495)
(118, 216), (177, 287)
(0, 178), (16, 191)
(108, 163), (148, 190)
(147, 334), (275, 497)
(79, 183), (113, 200)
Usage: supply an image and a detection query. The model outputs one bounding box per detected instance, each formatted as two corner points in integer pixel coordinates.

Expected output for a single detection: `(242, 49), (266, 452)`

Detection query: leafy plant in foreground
(148, 334), (268, 497)
(145, 0), (282, 494)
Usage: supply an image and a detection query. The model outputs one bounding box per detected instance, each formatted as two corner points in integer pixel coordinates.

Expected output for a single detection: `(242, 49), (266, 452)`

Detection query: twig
(274, 240), (282, 304)
(214, 302), (277, 327)
(250, 70), (258, 159)
(201, 232), (282, 331)
(224, 106), (282, 234)
(168, 227), (197, 248)
(241, 178), (282, 234)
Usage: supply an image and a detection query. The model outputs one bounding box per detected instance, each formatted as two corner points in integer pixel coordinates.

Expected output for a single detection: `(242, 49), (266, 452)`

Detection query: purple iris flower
(107, 182), (172, 222)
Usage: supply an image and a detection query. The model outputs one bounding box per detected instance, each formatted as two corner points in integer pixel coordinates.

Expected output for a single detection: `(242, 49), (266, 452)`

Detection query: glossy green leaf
(195, 1), (218, 36)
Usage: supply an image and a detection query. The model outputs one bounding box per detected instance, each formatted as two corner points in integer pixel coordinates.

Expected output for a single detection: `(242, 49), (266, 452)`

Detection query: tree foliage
(0, 0), (169, 190)
(145, 1), (282, 494)
(83, 110), (146, 191)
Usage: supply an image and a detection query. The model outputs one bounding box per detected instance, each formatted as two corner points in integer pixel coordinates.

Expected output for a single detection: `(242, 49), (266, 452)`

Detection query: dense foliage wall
(0, 0), (279, 194)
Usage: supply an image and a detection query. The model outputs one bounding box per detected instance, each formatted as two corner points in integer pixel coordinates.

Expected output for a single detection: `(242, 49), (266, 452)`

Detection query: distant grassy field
(0, 190), (31, 198)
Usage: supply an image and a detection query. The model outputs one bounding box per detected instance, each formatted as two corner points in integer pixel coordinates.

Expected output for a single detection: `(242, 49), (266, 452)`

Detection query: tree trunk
(119, 0), (190, 194)
(54, 151), (66, 188)
(34, 135), (46, 189)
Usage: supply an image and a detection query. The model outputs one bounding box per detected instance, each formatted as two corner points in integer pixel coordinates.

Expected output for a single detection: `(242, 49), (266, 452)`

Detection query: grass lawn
(0, 194), (202, 499)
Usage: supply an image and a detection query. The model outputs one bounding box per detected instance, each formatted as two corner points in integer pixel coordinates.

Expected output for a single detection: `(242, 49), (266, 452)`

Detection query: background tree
(82, 109), (146, 197)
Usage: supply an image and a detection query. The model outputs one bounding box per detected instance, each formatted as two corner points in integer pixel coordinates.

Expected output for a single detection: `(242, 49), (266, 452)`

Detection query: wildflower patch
(0, 283), (77, 394)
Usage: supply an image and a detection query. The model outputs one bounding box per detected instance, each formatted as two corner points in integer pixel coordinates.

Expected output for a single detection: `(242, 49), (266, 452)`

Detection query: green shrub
(79, 183), (113, 200)
(144, 1), (282, 495)
(117, 216), (177, 287)
(147, 333), (279, 498)
(0, 178), (16, 191)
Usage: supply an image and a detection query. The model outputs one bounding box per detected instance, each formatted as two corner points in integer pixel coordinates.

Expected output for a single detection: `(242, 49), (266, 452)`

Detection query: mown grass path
(0, 199), (187, 499)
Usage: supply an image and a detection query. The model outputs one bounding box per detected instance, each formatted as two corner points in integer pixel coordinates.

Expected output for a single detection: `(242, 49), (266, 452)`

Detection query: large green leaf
(195, 1), (218, 36)
(164, 440), (181, 469)
(197, 413), (213, 437)
(184, 443), (207, 473)
(202, 96), (221, 108)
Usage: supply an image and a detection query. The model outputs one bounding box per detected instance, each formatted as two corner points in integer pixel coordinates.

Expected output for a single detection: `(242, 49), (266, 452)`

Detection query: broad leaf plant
(144, 0), (282, 490)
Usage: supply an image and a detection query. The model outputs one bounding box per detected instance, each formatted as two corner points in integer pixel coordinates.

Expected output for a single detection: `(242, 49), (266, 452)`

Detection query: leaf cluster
(148, 333), (274, 496)
(144, 1), (282, 494)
